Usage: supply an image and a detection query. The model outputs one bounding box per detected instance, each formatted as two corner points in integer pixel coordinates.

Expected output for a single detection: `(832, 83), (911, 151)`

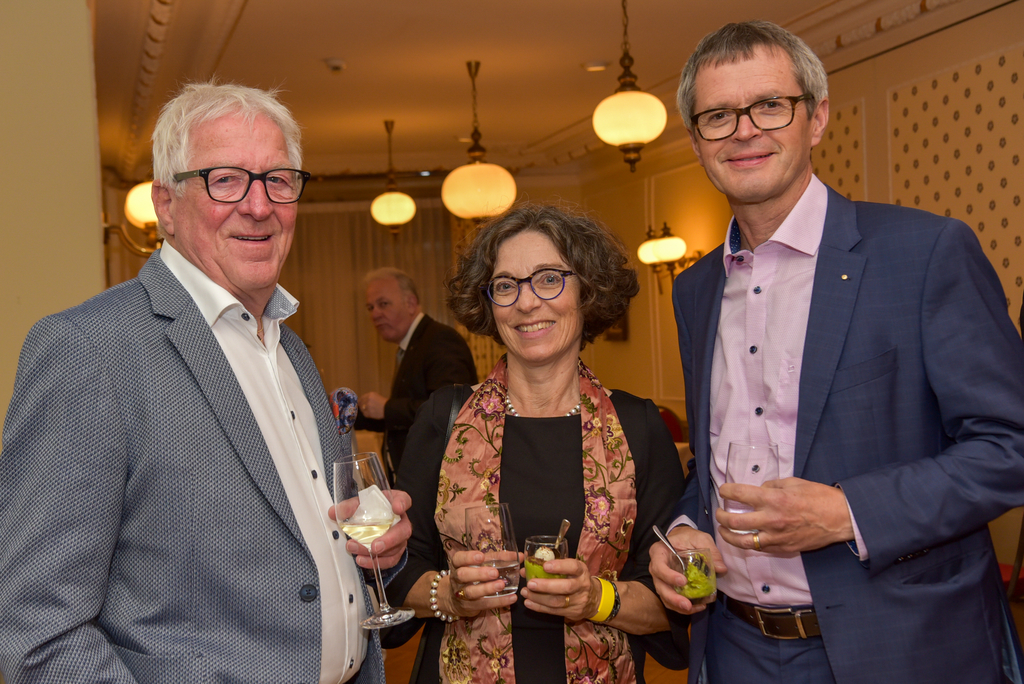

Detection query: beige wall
(1, 1), (104, 445)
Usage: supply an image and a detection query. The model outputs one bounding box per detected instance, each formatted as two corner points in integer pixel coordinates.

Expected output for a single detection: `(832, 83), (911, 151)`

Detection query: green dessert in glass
(524, 535), (568, 580)
(673, 549), (716, 604)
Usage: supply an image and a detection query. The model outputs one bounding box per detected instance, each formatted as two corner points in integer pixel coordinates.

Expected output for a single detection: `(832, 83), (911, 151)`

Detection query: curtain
(280, 198), (464, 400)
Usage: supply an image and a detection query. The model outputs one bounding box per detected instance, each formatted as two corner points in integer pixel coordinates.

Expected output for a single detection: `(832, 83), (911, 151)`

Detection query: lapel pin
(841, 274), (849, 280)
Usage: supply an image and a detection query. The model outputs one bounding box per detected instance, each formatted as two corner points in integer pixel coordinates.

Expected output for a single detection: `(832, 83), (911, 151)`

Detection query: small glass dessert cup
(669, 548), (717, 605)
(524, 535), (569, 580)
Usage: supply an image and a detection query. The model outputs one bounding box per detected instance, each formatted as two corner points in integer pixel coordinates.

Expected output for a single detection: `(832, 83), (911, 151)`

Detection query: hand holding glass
(464, 503), (520, 596)
(334, 452), (414, 629)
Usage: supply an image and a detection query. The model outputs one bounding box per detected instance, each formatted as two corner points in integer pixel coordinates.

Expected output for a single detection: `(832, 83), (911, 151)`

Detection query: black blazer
(356, 315), (477, 471)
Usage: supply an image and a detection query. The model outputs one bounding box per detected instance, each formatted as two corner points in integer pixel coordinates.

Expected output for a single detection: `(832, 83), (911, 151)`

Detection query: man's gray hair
(152, 81), (303, 194)
(364, 267), (420, 303)
(677, 20), (828, 130)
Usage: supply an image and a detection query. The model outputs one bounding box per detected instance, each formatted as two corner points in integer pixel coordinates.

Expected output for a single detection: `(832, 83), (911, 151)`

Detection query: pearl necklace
(504, 395), (580, 418)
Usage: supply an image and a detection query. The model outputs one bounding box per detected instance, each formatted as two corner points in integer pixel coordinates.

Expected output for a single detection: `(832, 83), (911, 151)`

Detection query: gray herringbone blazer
(0, 254), (389, 684)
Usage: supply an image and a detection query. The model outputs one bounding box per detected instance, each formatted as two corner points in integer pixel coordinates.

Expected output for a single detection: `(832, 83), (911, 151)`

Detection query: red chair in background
(657, 406), (690, 476)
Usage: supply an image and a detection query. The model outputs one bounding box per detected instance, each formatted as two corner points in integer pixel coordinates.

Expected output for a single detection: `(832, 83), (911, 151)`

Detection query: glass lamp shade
(638, 235), (686, 265)
(370, 190), (417, 226)
(441, 161), (517, 219)
(592, 90), (668, 147)
(124, 181), (157, 227)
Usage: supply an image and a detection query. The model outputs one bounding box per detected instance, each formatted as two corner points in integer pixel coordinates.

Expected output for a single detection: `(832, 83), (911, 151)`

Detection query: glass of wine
(464, 503), (520, 596)
(333, 451), (414, 629)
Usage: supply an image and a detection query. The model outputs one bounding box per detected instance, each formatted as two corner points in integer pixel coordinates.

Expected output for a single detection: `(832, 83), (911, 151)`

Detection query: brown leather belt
(723, 595), (821, 639)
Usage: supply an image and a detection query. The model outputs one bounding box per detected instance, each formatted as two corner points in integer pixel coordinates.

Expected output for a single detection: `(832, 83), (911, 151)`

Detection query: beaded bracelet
(429, 570), (457, 622)
(606, 580), (621, 621)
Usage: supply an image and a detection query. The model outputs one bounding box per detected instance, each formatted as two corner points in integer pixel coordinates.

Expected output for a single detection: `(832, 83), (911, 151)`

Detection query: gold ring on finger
(564, 596), (570, 609)
(752, 532), (762, 552)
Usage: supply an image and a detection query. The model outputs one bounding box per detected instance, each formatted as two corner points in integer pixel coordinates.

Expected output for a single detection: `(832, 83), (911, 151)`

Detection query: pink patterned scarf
(433, 357), (638, 684)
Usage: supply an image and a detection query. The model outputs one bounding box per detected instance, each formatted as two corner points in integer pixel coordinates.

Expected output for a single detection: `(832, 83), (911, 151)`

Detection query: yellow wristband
(589, 578), (615, 622)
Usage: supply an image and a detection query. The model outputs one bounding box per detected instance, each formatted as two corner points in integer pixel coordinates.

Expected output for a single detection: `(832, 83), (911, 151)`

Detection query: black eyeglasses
(173, 167), (311, 203)
(482, 269), (576, 307)
(691, 94), (814, 141)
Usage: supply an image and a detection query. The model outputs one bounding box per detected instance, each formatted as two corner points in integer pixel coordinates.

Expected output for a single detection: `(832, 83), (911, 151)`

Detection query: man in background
(650, 20), (1024, 684)
(357, 267), (477, 478)
(0, 82), (409, 684)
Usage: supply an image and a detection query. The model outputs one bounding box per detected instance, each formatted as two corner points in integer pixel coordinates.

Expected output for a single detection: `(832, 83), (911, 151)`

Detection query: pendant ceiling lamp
(592, 0), (667, 172)
(441, 61), (517, 220)
(370, 120), (417, 234)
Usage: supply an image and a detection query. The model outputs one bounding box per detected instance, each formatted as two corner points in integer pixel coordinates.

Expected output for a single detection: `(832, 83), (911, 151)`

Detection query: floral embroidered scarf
(434, 357), (638, 684)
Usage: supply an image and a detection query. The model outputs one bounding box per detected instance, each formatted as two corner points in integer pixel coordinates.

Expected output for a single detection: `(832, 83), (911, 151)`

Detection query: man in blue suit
(0, 82), (410, 683)
(649, 21), (1024, 684)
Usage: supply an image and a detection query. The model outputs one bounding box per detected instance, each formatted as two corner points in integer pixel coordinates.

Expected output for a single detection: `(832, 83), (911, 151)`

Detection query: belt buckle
(753, 606), (810, 640)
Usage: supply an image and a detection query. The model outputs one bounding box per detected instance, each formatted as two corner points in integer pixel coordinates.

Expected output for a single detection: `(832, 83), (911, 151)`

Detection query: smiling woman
(383, 203), (689, 684)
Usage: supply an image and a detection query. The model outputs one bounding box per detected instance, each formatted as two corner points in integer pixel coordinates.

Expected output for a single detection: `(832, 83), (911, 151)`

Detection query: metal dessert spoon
(554, 518), (570, 555)
(652, 524), (687, 568)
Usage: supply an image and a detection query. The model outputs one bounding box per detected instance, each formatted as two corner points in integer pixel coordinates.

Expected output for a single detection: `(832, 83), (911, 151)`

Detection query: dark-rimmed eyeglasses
(173, 167), (311, 203)
(482, 269), (576, 307)
(691, 94), (814, 141)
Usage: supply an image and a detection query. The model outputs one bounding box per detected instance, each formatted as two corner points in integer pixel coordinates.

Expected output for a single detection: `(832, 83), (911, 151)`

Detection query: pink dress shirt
(708, 177), (826, 606)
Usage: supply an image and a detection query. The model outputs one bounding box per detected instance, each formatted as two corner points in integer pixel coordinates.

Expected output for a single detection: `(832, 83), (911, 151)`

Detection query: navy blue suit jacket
(672, 188), (1024, 684)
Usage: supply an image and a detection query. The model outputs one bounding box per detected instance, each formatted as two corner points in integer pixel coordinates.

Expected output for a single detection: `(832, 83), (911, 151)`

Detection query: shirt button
(311, 469), (318, 479)
(349, 659), (355, 669)
(299, 584), (318, 602)
(749, 346), (757, 354)
(755, 407), (764, 416)
(241, 313), (250, 321)
(736, 255), (745, 262)
(349, 593), (355, 604)
(333, 530), (341, 540)
(762, 584), (771, 593)
(751, 464), (760, 473)
(753, 286), (762, 294)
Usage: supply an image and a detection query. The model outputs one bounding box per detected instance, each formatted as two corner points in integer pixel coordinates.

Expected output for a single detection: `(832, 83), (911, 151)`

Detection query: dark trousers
(705, 600), (837, 684)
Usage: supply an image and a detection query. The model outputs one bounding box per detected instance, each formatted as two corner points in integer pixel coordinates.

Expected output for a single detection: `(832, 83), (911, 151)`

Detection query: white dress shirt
(160, 242), (367, 684)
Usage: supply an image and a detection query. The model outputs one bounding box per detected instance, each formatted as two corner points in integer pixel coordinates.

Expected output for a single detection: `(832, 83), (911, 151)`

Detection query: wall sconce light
(441, 61), (517, 220)
(637, 222), (702, 293)
(104, 181), (162, 257)
(370, 120), (417, 234)
(591, 0), (667, 172)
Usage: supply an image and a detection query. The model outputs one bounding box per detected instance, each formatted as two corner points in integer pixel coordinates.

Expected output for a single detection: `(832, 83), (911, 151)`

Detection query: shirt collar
(398, 312), (425, 351)
(723, 175), (828, 275)
(158, 240), (299, 326)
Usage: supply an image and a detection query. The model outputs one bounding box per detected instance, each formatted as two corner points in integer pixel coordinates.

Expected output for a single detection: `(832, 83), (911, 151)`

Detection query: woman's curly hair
(447, 203), (639, 348)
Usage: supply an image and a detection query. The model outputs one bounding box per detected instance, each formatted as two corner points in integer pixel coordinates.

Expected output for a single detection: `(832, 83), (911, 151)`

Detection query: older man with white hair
(0, 81), (410, 684)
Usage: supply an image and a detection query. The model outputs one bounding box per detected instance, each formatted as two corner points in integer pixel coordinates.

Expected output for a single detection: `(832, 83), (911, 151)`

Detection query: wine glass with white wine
(333, 451), (414, 629)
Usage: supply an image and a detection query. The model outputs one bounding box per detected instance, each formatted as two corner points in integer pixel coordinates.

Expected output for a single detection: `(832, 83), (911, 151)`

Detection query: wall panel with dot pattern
(889, 45), (1024, 317)
(815, 99), (867, 201)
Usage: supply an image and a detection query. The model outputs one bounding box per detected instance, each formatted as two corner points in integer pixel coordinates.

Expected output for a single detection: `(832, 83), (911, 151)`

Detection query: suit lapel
(139, 256), (307, 549)
(692, 254), (726, 509)
(794, 190), (865, 477)
(391, 315), (431, 394)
